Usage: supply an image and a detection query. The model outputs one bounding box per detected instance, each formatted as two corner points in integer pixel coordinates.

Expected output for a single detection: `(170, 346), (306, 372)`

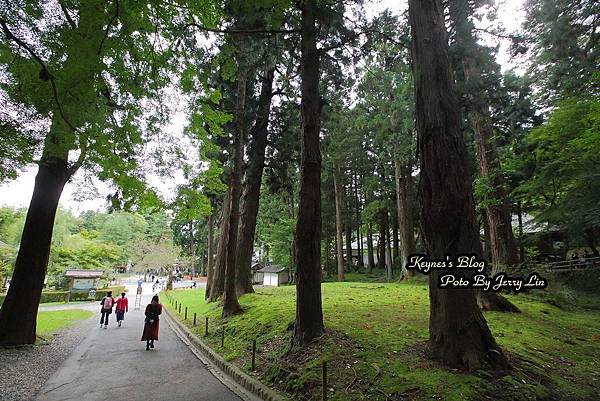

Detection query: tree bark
(333, 164), (345, 281)
(235, 67), (275, 296)
(189, 221), (196, 278)
(517, 202), (525, 262)
(207, 190), (230, 302)
(408, 0), (509, 370)
(354, 174), (364, 268)
(221, 63), (247, 317)
(395, 159), (416, 279)
(385, 221), (393, 281)
(367, 223), (375, 272)
(377, 217), (386, 271)
(293, 0), (324, 346)
(205, 212), (215, 299)
(449, 0), (518, 275)
(0, 153), (70, 345)
(345, 190), (353, 272)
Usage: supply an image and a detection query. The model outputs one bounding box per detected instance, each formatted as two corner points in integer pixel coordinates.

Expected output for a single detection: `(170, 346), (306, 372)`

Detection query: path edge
(164, 307), (286, 401)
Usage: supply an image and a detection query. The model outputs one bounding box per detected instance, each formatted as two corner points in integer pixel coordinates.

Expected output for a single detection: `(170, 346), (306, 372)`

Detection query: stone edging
(164, 307), (285, 401)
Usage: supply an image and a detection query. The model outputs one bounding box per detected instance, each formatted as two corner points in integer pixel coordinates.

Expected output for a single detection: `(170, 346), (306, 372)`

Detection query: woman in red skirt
(141, 295), (162, 350)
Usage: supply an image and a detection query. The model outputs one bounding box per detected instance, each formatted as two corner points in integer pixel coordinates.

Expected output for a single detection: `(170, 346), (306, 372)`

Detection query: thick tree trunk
(0, 154), (70, 345)
(235, 68), (275, 296)
(354, 174), (364, 268)
(205, 212), (215, 299)
(222, 64), (247, 317)
(385, 222), (393, 281)
(367, 224), (375, 272)
(449, 0), (518, 275)
(189, 221), (196, 278)
(293, 0), (324, 346)
(408, 0), (508, 370)
(377, 218), (386, 271)
(395, 159), (416, 279)
(208, 190), (230, 302)
(392, 222), (399, 262)
(345, 196), (353, 272)
(333, 165), (345, 281)
(517, 202), (525, 262)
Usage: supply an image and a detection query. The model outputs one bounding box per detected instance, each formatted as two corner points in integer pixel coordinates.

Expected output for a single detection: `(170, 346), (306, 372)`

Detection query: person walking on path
(99, 291), (116, 329)
(115, 292), (129, 327)
(141, 295), (162, 350)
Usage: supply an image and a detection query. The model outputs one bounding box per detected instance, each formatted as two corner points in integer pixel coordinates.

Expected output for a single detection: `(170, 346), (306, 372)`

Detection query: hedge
(0, 285), (126, 306)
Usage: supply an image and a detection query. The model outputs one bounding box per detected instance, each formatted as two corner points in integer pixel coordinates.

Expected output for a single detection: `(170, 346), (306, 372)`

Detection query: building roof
(257, 265), (287, 273)
(251, 261), (262, 271)
(65, 269), (104, 278)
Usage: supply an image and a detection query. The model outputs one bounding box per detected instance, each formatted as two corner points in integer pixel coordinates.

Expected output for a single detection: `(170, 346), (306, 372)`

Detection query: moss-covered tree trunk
(408, 0), (509, 370)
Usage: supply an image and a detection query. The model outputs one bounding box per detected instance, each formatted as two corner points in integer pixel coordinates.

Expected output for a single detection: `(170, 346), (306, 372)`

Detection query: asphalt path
(35, 281), (240, 401)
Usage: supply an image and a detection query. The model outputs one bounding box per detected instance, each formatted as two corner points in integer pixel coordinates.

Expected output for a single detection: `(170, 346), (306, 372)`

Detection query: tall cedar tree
(293, 0), (325, 346)
(235, 67), (276, 295)
(408, 0), (509, 369)
(449, 0), (519, 273)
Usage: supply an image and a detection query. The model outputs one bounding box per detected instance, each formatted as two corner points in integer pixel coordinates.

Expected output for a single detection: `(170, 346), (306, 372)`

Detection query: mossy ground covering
(37, 309), (93, 337)
(163, 278), (600, 401)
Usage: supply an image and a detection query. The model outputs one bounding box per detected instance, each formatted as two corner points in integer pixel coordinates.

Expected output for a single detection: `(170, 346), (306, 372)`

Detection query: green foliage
(256, 189), (296, 268)
(516, 98), (600, 238)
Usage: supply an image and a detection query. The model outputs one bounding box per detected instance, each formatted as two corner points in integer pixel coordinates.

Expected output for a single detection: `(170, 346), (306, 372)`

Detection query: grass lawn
(37, 309), (94, 337)
(163, 283), (600, 401)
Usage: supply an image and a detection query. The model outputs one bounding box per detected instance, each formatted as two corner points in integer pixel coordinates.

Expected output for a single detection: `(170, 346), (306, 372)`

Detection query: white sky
(0, 0), (526, 215)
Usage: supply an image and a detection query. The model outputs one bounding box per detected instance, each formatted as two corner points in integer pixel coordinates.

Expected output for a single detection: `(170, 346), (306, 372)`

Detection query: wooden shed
(257, 264), (289, 287)
(251, 261), (263, 284)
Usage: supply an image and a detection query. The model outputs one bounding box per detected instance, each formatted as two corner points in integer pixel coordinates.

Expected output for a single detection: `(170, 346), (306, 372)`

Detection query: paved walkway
(35, 282), (241, 401)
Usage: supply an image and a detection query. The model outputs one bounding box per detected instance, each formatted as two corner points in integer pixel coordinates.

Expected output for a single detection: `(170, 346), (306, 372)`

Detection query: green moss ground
(163, 282), (600, 401)
(37, 309), (94, 337)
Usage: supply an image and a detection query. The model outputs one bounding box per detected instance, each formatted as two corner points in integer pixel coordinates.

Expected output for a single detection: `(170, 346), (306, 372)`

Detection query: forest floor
(164, 277), (600, 401)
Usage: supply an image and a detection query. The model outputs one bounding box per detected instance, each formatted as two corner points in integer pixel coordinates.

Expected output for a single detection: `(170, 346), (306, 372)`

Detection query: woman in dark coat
(141, 295), (162, 350)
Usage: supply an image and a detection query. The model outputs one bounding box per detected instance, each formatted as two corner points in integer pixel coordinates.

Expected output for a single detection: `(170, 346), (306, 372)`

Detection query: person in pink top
(114, 292), (129, 327)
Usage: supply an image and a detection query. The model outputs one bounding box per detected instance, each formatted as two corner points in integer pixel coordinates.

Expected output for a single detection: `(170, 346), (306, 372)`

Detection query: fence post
(205, 317), (209, 336)
(221, 325), (225, 348)
(322, 361), (327, 401)
(178, 303), (181, 314)
(185, 307), (188, 320)
(252, 339), (256, 371)
(193, 313), (197, 326)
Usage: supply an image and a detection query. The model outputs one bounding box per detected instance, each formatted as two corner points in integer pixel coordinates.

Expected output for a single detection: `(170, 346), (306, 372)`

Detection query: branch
(183, 22), (300, 36)
(67, 136), (88, 177)
(57, 0), (77, 29)
(98, 0), (119, 56)
(474, 27), (519, 41)
(0, 18), (79, 134)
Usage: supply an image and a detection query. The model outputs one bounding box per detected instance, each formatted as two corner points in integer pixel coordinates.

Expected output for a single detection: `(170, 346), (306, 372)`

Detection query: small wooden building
(251, 261), (263, 284)
(257, 264), (289, 287)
